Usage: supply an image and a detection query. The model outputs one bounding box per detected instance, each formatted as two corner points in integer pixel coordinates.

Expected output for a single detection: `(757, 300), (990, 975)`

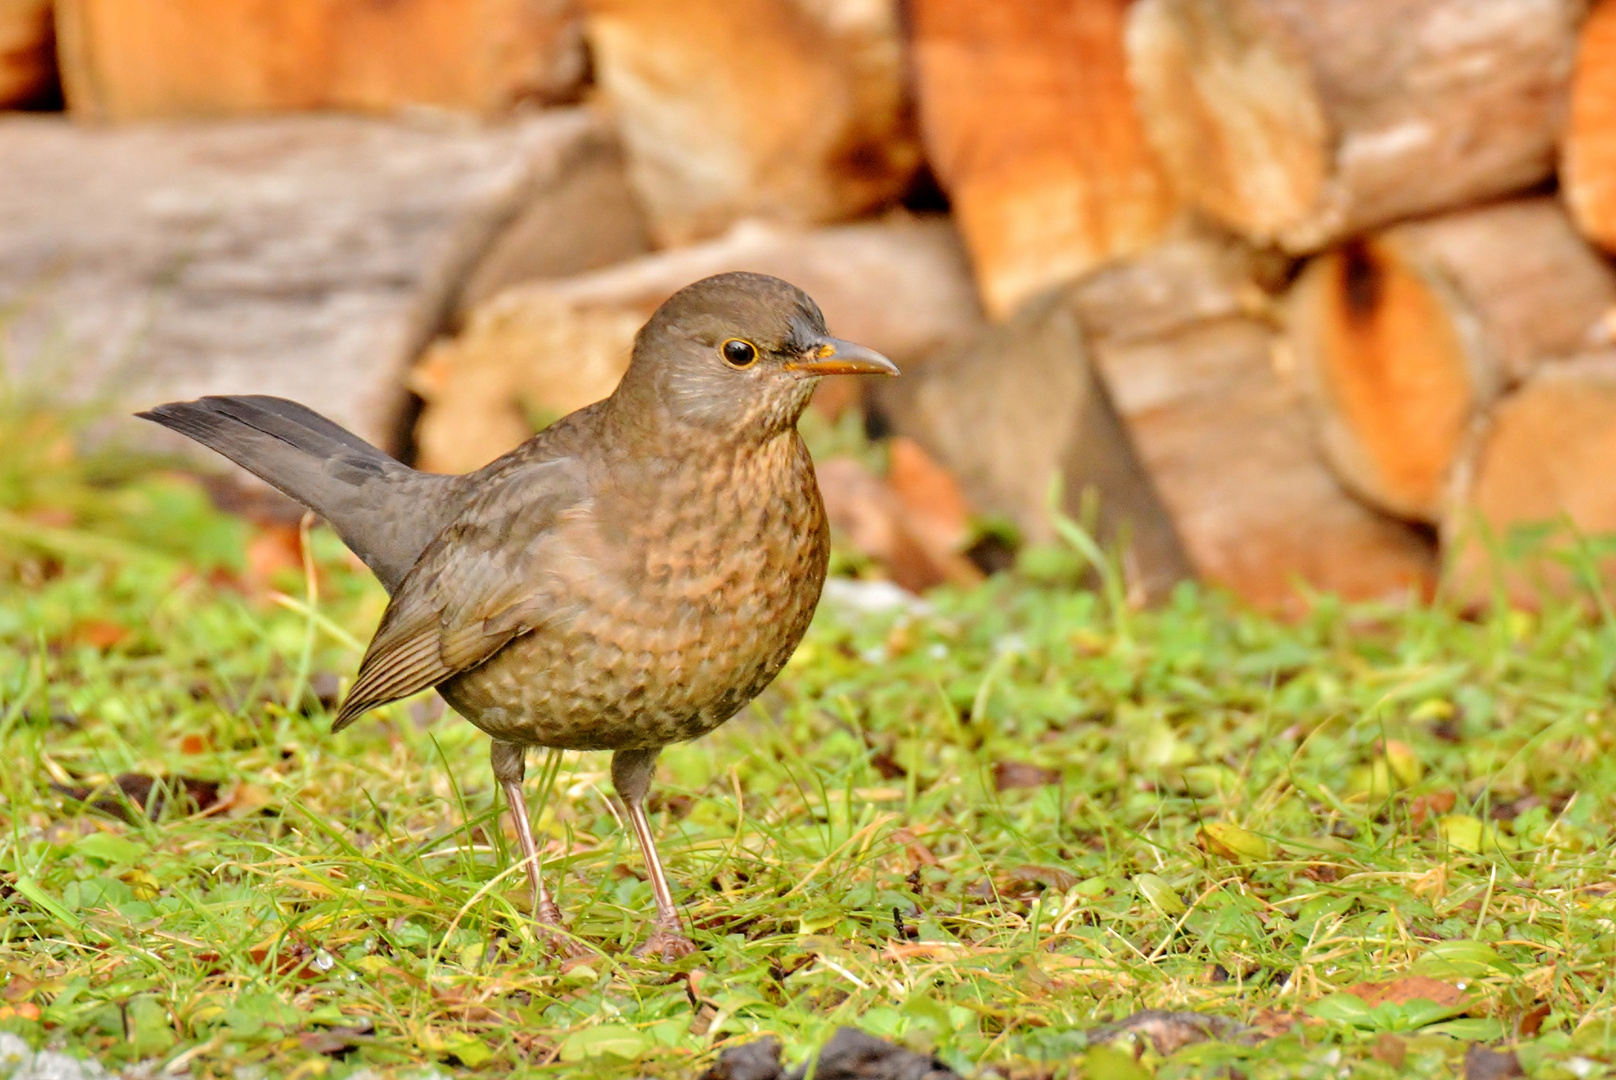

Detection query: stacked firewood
(7, 0), (1616, 611)
(897, 0), (1616, 611)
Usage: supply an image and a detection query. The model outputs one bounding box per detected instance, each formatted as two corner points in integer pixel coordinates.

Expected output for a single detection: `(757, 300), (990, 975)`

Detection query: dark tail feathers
(138, 395), (458, 592)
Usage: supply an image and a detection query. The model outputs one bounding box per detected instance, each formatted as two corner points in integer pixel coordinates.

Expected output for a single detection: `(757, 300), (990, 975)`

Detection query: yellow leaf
(1134, 874), (1186, 916)
(1199, 822), (1272, 862)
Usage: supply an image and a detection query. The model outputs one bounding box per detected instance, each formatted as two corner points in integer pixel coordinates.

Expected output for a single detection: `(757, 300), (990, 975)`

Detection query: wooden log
(816, 440), (982, 593)
(1080, 237), (1437, 611)
(1564, 0), (1616, 252)
(1127, 0), (1576, 252)
(0, 0), (54, 109)
(909, 0), (1179, 319)
(0, 110), (602, 464)
(581, 0), (919, 246)
(412, 216), (982, 473)
(453, 125), (651, 321)
(1286, 198), (1616, 522)
(55, 0), (584, 120)
(1445, 352), (1616, 607)
(872, 284), (1198, 605)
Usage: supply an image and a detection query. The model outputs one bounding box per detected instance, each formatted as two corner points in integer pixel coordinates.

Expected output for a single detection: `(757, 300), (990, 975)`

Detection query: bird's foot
(545, 931), (595, 962)
(531, 900), (593, 960)
(633, 924), (699, 962)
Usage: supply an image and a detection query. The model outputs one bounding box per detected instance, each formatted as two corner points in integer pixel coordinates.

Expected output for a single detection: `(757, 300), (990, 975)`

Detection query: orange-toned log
(581, 0), (919, 246)
(911, 0), (1178, 319)
(54, 0), (583, 120)
(1445, 353), (1616, 608)
(1564, 0), (1616, 252)
(0, 0), (54, 108)
(1286, 198), (1616, 522)
(1127, 0), (1575, 252)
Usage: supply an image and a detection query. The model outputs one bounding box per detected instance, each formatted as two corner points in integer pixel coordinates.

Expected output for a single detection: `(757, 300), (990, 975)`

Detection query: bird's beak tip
(788, 337), (900, 378)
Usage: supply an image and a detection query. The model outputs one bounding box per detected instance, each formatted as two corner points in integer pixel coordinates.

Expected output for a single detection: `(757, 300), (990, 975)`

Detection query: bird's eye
(720, 339), (758, 368)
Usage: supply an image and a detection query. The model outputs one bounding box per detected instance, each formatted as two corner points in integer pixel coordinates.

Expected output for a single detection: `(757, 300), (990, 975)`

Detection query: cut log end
(915, 0), (1179, 318)
(1127, 0), (1328, 245)
(1288, 237), (1481, 522)
(1446, 353), (1616, 608)
(1565, 0), (1616, 251)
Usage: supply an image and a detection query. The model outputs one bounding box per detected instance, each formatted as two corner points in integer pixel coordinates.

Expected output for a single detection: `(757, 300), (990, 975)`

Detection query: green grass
(3, 401), (1616, 1079)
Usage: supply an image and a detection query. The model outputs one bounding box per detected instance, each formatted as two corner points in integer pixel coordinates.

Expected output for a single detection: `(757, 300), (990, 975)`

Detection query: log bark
(412, 216), (982, 473)
(1127, 0), (1576, 252)
(55, 0), (584, 120)
(581, 0), (919, 246)
(1286, 197), (1616, 522)
(1445, 352), (1616, 607)
(910, 0), (1179, 319)
(0, 110), (603, 462)
(1080, 237), (1438, 612)
(0, 0), (54, 108)
(1564, 0), (1616, 251)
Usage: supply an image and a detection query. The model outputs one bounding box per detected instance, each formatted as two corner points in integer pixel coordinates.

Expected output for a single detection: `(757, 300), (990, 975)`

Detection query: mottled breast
(437, 430), (829, 751)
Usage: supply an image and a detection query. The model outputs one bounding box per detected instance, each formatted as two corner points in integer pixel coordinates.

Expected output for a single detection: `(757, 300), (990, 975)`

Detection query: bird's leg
(490, 740), (573, 941)
(611, 747), (698, 960)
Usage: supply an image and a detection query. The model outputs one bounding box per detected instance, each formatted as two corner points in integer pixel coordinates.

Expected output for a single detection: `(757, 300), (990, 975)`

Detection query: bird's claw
(634, 925), (699, 962)
(530, 902), (593, 960)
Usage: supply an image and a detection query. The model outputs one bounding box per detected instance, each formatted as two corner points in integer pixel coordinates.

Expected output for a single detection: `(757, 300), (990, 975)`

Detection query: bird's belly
(436, 533), (827, 751)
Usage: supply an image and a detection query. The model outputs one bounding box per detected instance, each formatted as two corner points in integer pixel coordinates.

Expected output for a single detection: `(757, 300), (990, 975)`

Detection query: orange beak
(785, 337), (900, 378)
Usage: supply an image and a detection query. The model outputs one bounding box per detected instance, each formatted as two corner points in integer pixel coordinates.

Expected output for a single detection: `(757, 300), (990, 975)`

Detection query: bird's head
(614, 272), (898, 438)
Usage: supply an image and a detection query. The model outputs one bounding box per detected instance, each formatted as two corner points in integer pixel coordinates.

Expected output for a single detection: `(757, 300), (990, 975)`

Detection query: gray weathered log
(873, 283), (1195, 604)
(0, 109), (605, 460)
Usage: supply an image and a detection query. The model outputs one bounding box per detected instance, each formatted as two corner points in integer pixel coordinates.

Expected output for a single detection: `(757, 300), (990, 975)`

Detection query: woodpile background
(5, 0), (1616, 613)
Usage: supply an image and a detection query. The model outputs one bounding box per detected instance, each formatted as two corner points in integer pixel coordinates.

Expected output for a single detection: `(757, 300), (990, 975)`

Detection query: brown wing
(331, 457), (591, 731)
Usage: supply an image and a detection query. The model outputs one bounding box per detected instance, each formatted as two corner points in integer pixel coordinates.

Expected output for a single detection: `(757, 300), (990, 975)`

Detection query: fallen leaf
(881, 941), (975, 960)
(1134, 874), (1187, 916)
(1007, 864), (1078, 892)
(1344, 976), (1466, 1009)
(1518, 1001), (1551, 1037)
(887, 437), (972, 551)
(299, 1024), (372, 1057)
(1409, 790), (1458, 827)
(993, 761), (1058, 791)
(1085, 1009), (1259, 1055)
(1198, 822), (1273, 861)
(890, 828), (940, 867)
(1082, 1044), (1151, 1080)
(241, 522), (306, 597)
(1373, 1033), (1407, 1067)
(1250, 1007), (1302, 1037)
(72, 620), (129, 650)
(817, 456), (981, 592)
(53, 773), (221, 822)
(1439, 814), (1515, 853)
(1463, 1044), (1524, 1080)
(248, 941), (324, 980)
(1376, 739), (1423, 787)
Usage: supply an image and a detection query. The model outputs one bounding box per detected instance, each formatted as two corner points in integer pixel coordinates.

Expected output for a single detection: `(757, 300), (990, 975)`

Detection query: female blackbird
(139, 272), (898, 959)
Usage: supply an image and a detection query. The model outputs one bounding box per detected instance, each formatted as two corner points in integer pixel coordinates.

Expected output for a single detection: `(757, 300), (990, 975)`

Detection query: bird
(138, 272), (898, 960)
